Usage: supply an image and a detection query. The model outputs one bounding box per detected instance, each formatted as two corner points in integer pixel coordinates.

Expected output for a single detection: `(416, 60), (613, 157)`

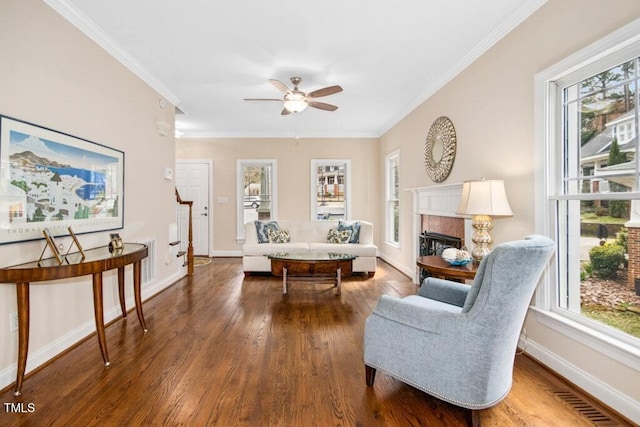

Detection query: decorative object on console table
(0, 115), (124, 244)
(66, 226), (85, 261)
(456, 178), (513, 263)
(39, 228), (63, 265)
(424, 116), (456, 183)
(109, 233), (123, 253)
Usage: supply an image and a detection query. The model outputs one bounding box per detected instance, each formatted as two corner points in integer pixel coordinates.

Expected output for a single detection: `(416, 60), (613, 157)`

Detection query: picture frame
(109, 232), (123, 253)
(0, 115), (124, 244)
(39, 227), (63, 265)
(66, 226), (85, 261)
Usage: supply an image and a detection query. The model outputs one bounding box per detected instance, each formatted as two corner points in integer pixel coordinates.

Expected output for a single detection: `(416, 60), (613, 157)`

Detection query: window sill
(531, 307), (640, 371)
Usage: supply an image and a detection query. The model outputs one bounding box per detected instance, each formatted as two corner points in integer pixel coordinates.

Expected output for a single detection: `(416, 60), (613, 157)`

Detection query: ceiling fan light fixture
(283, 92), (308, 113)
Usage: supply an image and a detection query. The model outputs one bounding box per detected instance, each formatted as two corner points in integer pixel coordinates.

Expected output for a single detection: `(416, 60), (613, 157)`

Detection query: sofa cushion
(243, 242), (309, 256)
(327, 228), (352, 244)
(255, 220), (279, 243)
(338, 220), (361, 243)
(268, 228), (291, 243)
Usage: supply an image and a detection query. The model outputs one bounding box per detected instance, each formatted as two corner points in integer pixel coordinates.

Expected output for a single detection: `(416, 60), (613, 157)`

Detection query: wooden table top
(416, 255), (478, 281)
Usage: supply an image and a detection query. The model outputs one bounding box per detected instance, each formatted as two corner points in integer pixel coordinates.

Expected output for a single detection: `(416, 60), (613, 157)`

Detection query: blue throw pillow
(337, 221), (361, 244)
(255, 220), (279, 243)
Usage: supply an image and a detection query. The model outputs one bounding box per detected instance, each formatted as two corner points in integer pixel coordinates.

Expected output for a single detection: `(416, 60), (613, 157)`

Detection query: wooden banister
(175, 188), (194, 276)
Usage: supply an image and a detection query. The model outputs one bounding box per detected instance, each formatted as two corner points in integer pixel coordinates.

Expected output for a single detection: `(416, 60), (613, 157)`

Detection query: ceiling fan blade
(243, 98), (283, 102)
(308, 85), (343, 99)
(308, 101), (338, 111)
(270, 79), (290, 93)
(281, 108), (291, 116)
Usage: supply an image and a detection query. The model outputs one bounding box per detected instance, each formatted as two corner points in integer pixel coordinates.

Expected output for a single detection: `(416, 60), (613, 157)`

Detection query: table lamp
(456, 179), (513, 262)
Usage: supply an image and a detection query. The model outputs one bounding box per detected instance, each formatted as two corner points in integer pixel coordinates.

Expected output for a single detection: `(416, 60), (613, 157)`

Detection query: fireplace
(418, 231), (463, 282)
(411, 183), (471, 284)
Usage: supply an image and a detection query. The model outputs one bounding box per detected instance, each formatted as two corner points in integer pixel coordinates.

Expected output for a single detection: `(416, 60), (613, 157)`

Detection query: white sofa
(243, 220), (377, 276)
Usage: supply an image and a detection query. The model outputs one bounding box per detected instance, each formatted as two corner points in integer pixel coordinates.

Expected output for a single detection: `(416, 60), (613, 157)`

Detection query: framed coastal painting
(0, 115), (124, 244)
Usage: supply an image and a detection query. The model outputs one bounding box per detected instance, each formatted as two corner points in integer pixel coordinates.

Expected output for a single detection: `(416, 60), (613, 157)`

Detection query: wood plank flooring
(0, 258), (632, 426)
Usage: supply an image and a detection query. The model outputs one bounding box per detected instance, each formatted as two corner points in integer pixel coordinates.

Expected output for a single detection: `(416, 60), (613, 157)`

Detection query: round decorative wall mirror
(424, 116), (456, 183)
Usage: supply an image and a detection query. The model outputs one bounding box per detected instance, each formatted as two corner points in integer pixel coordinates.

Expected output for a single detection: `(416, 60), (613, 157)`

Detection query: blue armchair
(364, 235), (555, 426)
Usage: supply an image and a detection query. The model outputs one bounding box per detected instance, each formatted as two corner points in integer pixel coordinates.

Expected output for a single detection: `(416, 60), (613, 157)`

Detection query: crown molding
(43, 0), (181, 106)
(377, 0), (548, 137)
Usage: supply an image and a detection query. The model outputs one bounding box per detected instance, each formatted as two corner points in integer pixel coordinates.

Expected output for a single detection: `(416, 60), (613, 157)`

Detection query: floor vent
(138, 238), (157, 284)
(552, 388), (619, 425)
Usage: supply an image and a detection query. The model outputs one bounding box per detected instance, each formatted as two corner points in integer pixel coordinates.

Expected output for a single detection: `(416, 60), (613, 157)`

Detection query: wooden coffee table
(268, 252), (357, 295)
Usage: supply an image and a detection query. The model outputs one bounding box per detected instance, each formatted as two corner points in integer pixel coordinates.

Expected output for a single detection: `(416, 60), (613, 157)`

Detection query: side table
(416, 255), (478, 283)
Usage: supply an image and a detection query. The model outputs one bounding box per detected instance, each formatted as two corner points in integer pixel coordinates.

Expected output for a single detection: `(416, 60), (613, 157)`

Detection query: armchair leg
(365, 365), (376, 387)
(465, 409), (481, 427)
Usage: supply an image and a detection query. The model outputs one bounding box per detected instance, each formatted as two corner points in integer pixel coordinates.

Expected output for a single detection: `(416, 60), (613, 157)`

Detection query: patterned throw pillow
(268, 228), (291, 243)
(327, 228), (352, 244)
(338, 221), (361, 243)
(255, 220), (279, 243)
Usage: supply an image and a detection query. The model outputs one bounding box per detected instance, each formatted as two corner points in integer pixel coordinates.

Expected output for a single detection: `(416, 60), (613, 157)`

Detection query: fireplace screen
(418, 231), (462, 282)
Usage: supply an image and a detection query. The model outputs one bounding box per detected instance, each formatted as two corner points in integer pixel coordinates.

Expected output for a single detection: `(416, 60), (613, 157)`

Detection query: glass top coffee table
(267, 252), (357, 295)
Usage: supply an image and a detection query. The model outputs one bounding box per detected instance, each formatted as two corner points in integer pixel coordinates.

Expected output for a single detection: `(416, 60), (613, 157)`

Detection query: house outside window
(386, 150), (400, 246)
(236, 159), (277, 241)
(311, 159), (351, 220)
(536, 22), (640, 355)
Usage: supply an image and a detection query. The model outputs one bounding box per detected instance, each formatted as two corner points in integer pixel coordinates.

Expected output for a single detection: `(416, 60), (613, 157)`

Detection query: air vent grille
(552, 388), (620, 425)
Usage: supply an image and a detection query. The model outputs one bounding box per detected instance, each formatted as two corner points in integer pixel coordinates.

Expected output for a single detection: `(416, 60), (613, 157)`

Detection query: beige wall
(379, 0), (640, 421)
(176, 137), (380, 253)
(0, 0), (179, 388)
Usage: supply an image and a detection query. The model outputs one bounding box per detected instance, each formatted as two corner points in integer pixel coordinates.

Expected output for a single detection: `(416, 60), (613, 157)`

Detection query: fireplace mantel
(410, 183), (464, 216)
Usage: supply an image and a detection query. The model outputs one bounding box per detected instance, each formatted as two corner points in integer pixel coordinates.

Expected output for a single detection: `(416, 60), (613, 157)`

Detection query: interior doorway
(175, 160), (213, 256)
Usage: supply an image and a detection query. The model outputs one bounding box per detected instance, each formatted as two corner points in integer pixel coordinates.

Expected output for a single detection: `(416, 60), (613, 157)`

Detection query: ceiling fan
(244, 77), (343, 115)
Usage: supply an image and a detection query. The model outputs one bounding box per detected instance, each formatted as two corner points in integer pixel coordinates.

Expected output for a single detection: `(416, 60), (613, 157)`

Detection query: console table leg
(117, 267), (127, 318)
(14, 282), (30, 396)
(133, 261), (147, 332)
(336, 267), (342, 295)
(91, 273), (110, 366)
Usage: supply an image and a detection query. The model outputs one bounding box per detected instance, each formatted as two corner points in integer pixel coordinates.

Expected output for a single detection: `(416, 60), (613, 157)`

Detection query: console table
(0, 243), (148, 396)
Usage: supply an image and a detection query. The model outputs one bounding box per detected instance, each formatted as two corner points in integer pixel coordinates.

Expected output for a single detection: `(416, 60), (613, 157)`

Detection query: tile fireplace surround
(410, 183), (472, 284)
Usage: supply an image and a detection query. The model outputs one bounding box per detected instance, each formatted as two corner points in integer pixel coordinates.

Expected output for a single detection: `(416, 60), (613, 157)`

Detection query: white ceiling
(47, 0), (546, 138)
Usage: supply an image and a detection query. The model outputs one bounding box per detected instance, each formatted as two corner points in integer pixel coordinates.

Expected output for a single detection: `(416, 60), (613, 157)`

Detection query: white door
(175, 160), (211, 256)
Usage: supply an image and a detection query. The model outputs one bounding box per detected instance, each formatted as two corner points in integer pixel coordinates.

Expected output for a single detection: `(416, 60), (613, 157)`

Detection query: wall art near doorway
(0, 115), (124, 244)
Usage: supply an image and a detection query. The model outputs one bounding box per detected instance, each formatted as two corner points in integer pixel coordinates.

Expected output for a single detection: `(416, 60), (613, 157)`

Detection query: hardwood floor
(0, 258), (631, 426)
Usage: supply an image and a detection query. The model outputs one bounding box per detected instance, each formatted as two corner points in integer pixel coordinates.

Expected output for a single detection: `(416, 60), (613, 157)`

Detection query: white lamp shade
(456, 179), (513, 217)
(283, 92), (308, 113)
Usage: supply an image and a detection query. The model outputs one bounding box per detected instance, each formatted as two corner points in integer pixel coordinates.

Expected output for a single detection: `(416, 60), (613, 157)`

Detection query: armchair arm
(372, 295), (463, 334)
(418, 277), (469, 307)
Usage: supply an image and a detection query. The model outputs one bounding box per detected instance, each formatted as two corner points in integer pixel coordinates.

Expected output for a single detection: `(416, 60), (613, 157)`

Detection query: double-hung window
(537, 21), (640, 352)
(385, 150), (400, 246)
(236, 159), (277, 241)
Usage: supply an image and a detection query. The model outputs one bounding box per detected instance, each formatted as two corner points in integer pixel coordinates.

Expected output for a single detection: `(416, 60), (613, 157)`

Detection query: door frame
(175, 159), (214, 257)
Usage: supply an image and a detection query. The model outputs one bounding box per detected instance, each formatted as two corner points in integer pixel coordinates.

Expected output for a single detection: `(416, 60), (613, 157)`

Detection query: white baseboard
(378, 254), (414, 279)
(520, 336), (640, 424)
(212, 250), (242, 257)
(0, 271), (183, 391)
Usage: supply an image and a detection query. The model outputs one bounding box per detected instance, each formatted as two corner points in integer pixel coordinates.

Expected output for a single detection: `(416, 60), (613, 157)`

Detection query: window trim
(534, 18), (640, 368)
(385, 150), (400, 247)
(310, 159), (351, 221)
(236, 159), (277, 242)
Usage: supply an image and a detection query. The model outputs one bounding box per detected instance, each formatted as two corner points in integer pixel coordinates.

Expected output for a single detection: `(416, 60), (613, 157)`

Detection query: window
(386, 151), (400, 246)
(310, 159), (351, 220)
(537, 21), (640, 353)
(237, 160), (277, 240)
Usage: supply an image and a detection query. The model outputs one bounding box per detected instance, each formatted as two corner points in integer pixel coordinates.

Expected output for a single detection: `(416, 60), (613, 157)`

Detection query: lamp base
(471, 214), (493, 263)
